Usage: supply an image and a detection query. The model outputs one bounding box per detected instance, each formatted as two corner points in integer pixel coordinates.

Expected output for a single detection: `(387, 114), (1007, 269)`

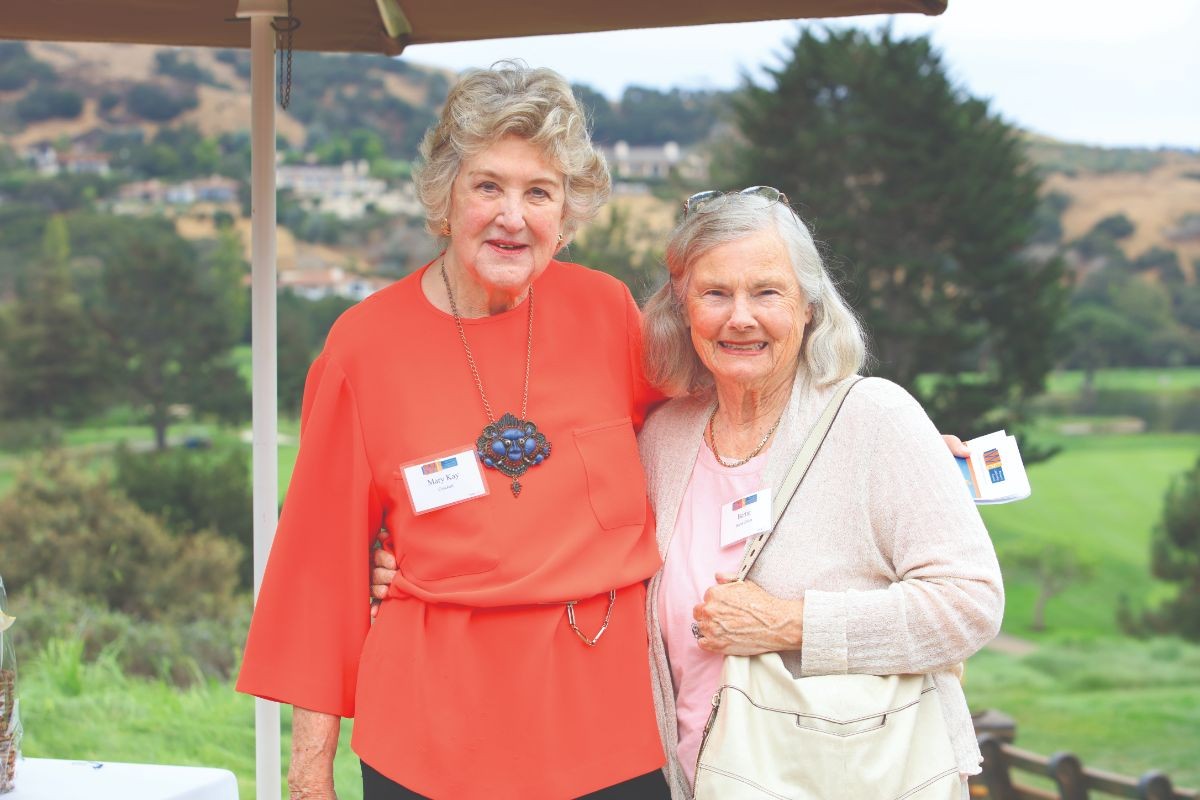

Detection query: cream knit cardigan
(639, 373), (1004, 800)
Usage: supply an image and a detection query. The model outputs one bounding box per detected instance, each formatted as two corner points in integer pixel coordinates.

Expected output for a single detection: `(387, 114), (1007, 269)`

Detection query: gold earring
(557, 233), (564, 245)
(439, 218), (451, 237)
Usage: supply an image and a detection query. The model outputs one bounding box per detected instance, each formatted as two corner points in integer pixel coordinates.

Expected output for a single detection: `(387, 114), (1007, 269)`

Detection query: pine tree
(1136, 456), (1200, 640)
(715, 27), (1067, 436)
(0, 215), (109, 422)
(82, 217), (249, 449)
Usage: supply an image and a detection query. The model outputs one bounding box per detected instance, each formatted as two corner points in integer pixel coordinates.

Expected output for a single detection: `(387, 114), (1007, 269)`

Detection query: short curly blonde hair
(413, 60), (611, 245)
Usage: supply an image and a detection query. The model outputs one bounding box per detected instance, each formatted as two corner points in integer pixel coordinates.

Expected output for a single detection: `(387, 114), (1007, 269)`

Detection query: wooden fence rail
(975, 734), (1198, 800)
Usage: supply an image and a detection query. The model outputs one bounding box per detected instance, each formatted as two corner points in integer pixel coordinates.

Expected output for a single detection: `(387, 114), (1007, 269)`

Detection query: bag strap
(734, 377), (862, 582)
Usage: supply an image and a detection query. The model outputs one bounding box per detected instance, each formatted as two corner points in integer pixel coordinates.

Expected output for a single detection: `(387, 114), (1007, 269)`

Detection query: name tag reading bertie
(719, 488), (773, 549)
(399, 446), (489, 515)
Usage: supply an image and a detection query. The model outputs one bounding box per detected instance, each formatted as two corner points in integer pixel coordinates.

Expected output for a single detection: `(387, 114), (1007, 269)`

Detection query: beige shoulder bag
(692, 378), (961, 800)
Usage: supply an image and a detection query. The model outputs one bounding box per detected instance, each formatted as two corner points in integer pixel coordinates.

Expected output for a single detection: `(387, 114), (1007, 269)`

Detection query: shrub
(1030, 191), (1071, 245)
(14, 593), (250, 685)
(153, 51), (215, 85)
(16, 87), (83, 123)
(1092, 213), (1136, 240)
(112, 444), (253, 588)
(0, 43), (54, 91)
(1119, 455), (1200, 643)
(214, 49), (250, 78)
(0, 42), (30, 64)
(0, 452), (243, 623)
(125, 83), (198, 122)
(0, 420), (62, 451)
(1139, 457), (1200, 641)
(1033, 389), (1200, 432)
(97, 92), (120, 114)
(1132, 247), (1185, 284)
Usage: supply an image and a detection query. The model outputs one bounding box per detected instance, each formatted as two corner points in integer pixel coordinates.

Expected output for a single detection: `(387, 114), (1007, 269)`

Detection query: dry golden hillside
(173, 211), (360, 272)
(594, 193), (678, 253)
(8, 41), (452, 151)
(1043, 152), (1200, 272)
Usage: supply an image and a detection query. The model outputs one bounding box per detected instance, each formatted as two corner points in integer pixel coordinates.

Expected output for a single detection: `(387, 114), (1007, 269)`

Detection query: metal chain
(272, 0), (299, 109)
(565, 591), (617, 647)
(707, 404), (783, 468)
(440, 257), (533, 424)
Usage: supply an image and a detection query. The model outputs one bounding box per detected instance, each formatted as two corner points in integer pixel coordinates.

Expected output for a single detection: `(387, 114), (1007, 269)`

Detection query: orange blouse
(237, 260), (666, 799)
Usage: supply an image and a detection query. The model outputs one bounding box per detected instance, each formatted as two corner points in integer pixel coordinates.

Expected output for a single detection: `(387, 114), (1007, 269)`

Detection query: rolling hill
(1, 41), (1197, 281)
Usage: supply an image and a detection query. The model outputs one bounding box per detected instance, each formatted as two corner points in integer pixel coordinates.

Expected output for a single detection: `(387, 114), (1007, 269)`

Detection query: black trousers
(361, 760), (671, 800)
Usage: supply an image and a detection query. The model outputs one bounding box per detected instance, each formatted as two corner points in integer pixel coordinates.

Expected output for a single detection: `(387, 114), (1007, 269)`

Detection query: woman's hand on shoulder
(692, 574), (805, 656)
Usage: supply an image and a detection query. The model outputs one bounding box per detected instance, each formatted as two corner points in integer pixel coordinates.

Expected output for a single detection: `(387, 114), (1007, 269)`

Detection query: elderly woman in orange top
(236, 62), (669, 800)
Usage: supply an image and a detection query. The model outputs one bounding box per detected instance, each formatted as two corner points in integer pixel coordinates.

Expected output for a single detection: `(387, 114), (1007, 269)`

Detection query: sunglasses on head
(682, 186), (790, 218)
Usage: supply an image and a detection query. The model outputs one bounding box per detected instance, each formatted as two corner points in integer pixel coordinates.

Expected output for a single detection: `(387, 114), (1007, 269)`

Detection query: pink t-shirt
(657, 444), (768, 788)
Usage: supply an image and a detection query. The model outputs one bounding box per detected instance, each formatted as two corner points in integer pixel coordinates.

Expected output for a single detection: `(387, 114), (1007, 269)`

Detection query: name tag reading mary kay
(719, 488), (773, 549)
(399, 447), (489, 515)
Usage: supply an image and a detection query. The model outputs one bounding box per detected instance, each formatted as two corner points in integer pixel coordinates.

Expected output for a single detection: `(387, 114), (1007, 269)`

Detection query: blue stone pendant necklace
(441, 259), (551, 497)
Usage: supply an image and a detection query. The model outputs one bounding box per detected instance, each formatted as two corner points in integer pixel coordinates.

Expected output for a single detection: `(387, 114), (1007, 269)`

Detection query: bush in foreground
(0, 453), (248, 683)
(113, 443), (253, 588)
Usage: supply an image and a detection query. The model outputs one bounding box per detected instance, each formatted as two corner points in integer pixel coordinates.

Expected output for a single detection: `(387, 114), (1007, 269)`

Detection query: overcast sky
(406, 0), (1199, 150)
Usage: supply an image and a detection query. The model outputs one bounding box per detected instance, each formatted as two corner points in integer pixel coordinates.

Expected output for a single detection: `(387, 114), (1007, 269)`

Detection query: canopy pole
(239, 1), (286, 798)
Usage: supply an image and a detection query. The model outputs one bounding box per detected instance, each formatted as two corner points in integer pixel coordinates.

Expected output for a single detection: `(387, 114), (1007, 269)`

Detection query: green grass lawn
(916, 367), (1200, 406)
(19, 650), (365, 800)
(1044, 367), (1200, 396)
(0, 416), (301, 504)
(965, 639), (1200, 790)
(981, 431), (1200, 638)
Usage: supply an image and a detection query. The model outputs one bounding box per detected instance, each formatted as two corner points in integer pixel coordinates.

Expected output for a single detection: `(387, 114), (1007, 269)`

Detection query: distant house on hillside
(114, 175), (239, 210)
(165, 176), (240, 205)
(277, 160), (421, 220)
(61, 150), (112, 176)
(599, 140), (708, 183)
(20, 143), (60, 177)
(278, 266), (390, 302)
(20, 142), (111, 177)
(117, 179), (168, 204)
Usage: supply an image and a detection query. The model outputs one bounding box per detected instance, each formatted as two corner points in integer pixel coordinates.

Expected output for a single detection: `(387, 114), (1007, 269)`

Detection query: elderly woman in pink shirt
(636, 188), (1003, 799)
(371, 188), (1000, 798)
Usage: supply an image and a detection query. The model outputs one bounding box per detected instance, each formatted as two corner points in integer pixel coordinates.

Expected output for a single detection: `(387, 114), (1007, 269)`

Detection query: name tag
(399, 447), (489, 515)
(719, 487), (773, 548)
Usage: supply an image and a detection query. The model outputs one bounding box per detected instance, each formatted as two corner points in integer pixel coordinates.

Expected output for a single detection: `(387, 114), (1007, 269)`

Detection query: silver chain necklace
(706, 405), (783, 468)
(440, 257), (551, 497)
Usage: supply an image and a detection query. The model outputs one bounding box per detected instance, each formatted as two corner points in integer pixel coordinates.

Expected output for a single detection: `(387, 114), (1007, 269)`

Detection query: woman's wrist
(779, 596), (805, 650)
(288, 757), (336, 799)
(289, 706), (340, 798)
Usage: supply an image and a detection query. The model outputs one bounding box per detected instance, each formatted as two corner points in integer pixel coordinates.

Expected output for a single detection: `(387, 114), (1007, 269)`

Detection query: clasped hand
(370, 548), (808, 657)
(691, 574), (805, 655)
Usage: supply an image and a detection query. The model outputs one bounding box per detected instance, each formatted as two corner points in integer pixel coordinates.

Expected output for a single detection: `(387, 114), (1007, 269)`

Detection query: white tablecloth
(6, 757), (239, 800)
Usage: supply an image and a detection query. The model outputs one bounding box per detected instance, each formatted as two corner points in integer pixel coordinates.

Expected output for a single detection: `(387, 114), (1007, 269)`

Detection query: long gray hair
(642, 195), (866, 396)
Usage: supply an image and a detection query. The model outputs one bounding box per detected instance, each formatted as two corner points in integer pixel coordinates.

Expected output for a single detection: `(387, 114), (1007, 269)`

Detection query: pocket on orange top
(573, 417), (648, 530)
